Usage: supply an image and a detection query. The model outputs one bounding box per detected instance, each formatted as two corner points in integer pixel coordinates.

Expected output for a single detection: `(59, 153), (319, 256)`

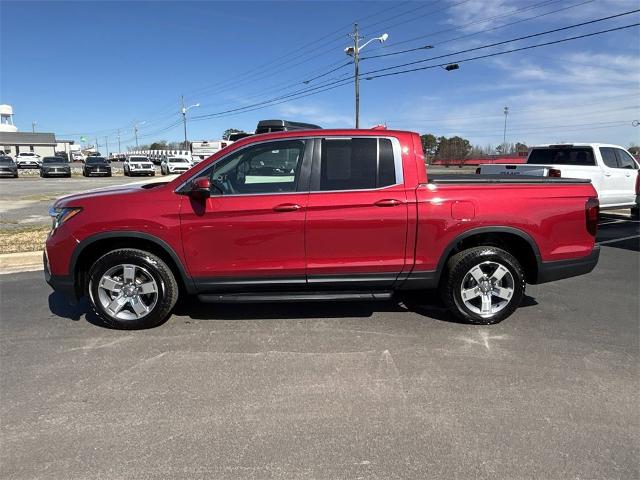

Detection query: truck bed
(428, 174), (592, 184)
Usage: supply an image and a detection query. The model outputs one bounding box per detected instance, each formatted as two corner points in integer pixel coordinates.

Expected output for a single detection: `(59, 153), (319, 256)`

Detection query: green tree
(435, 136), (471, 165)
(223, 128), (242, 140)
(149, 141), (168, 150)
(420, 133), (438, 163)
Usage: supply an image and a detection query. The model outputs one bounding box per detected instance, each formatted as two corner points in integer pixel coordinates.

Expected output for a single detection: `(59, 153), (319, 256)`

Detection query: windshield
(527, 147), (596, 166)
(20, 153), (35, 157)
(129, 156), (148, 161)
(86, 157), (107, 164)
(43, 157), (66, 164)
(0, 157), (14, 165)
(169, 158), (188, 163)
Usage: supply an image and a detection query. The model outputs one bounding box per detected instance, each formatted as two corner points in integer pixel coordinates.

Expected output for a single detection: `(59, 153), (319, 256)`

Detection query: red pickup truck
(45, 128), (600, 329)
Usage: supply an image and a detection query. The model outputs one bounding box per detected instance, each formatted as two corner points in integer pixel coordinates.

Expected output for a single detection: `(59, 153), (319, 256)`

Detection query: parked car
(15, 152), (42, 168)
(161, 156), (192, 175)
(0, 155), (18, 178)
(71, 152), (85, 163)
(123, 156), (155, 176)
(40, 156), (71, 178)
(55, 151), (69, 162)
(82, 156), (112, 177)
(44, 127), (601, 329)
(477, 143), (640, 218)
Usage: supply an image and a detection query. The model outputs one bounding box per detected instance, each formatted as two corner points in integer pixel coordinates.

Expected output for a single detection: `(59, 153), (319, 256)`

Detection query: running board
(197, 291), (394, 303)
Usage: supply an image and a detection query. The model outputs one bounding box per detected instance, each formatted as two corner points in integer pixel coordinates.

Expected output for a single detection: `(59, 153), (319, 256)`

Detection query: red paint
(46, 129), (598, 288)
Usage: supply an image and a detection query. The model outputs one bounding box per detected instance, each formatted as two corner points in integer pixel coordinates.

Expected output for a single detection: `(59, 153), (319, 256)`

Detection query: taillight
(548, 168), (562, 178)
(635, 171), (639, 195)
(475, 167), (481, 174)
(585, 197), (599, 237)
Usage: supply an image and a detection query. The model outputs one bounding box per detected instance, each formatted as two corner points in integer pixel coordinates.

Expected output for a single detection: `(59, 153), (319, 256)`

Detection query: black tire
(632, 206), (639, 220)
(87, 248), (179, 329)
(440, 246), (525, 325)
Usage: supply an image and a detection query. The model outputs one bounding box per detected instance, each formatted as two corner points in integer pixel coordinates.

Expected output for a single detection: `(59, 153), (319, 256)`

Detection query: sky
(1, 0), (639, 151)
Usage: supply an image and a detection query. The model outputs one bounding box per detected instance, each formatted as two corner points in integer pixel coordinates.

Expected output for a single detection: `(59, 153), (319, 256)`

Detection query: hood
(54, 183), (146, 207)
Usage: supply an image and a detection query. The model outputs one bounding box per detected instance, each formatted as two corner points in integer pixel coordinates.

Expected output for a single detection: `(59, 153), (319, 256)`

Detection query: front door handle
(273, 203), (302, 212)
(374, 199), (403, 207)
(604, 172), (612, 177)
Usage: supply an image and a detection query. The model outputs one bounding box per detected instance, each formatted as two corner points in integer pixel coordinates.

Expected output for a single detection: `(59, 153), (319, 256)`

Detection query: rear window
(169, 158), (188, 163)
(86, 157), (107, 164)
(527, 147), (595, 166)
(43, 157), (65, 164)
(129, 156), (148, 161)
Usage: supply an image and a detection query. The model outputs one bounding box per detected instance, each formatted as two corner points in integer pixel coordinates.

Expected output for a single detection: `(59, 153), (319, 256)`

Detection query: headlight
(48, 207), (82, 229)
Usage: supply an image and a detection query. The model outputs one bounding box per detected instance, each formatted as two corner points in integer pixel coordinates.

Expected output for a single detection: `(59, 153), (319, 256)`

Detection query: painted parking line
(599, 235), (640, 245)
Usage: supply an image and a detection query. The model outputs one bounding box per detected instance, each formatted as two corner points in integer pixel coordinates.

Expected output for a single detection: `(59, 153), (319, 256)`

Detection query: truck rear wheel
(87, 248), (178, 329)
(441, 246), (525, 324)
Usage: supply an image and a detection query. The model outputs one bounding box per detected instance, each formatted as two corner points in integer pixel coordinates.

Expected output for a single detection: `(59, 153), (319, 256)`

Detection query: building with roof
(0, 132), (57, 157)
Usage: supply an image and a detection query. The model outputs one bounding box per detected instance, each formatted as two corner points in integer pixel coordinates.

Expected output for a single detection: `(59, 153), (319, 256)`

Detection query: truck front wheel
(441, 246), (525, 325)
(87, 248), (179, 329)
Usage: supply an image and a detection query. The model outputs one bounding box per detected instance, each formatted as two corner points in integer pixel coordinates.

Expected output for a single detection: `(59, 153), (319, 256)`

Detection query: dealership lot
(0, 214), (637, 479)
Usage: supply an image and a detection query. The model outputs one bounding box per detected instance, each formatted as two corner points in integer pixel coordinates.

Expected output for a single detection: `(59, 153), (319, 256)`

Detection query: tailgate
(478, 164), (549, 176)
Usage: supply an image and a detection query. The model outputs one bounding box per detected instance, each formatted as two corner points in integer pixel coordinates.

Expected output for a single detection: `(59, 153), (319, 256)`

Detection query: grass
(0, 225), (50, 254)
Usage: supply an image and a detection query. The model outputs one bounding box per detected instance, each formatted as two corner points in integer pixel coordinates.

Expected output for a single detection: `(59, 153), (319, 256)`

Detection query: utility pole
(503, 106), (509, 152)
(181, 95), (187, 149)
(350, 24), (361, 129)
(180, 96), (199, 150)
(134, 124), (139, 147)
(95, 137), (99, 153)
(105, 136), (109, 157)
(345, 25), (388, 129)
(117, 129), (121, 154)
(32, 121), (36, 133)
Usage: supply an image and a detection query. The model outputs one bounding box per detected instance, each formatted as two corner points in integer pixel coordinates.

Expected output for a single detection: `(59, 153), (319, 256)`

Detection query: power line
(362, 9), (640, 77)
(363, 23), (639, 81)
(362, 0), (591, 60)
(185, 17), (639, 121)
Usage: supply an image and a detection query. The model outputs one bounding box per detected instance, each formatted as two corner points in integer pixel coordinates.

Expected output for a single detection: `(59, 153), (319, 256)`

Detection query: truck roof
(532, 143), (626, 149)
(230, 128), (413, 148)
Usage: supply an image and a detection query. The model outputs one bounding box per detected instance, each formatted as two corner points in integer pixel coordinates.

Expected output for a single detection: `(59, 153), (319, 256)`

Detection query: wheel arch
(71, 231), (195, 297)
(436, 226), (542, 284)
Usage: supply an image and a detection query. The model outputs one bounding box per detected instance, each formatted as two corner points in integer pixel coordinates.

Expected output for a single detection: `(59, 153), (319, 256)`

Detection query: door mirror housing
(189, 177), (211, 199)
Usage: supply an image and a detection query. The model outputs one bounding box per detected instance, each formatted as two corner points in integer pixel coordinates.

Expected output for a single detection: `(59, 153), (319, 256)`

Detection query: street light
(345, 24), (388, 128)
(181, 95), (200, 149)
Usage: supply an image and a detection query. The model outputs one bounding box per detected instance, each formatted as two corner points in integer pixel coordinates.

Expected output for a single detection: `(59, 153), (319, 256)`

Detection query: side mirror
(189, 177), (211, 199)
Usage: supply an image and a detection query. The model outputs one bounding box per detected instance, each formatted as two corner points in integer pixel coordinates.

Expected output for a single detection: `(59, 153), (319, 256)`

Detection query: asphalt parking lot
(0, 172), (174, 229)
(0, 213), (638, 479)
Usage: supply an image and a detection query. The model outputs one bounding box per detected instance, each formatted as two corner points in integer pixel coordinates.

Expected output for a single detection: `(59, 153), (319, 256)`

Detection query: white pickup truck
(477, 143), (639, 218)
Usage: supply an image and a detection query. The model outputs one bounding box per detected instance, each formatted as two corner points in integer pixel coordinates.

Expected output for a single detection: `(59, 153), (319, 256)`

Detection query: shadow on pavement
(48, 290), (539, 327)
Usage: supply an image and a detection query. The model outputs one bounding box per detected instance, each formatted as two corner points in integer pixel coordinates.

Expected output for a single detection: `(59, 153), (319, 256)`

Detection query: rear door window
(614, 149), (638, 169)
(317, 138), (397, 191)
(599, 148), (618, 168)
(527, 147), (596, 166)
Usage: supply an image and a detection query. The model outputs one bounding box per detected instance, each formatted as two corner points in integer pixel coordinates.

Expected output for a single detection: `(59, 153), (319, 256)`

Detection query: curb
(0, 251), (44, 275)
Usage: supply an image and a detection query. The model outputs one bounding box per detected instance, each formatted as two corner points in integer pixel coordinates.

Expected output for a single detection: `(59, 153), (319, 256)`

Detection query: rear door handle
(604, 172), (612, 177)
(374, 199), (403, 207)
(273, 203), (302, 212)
